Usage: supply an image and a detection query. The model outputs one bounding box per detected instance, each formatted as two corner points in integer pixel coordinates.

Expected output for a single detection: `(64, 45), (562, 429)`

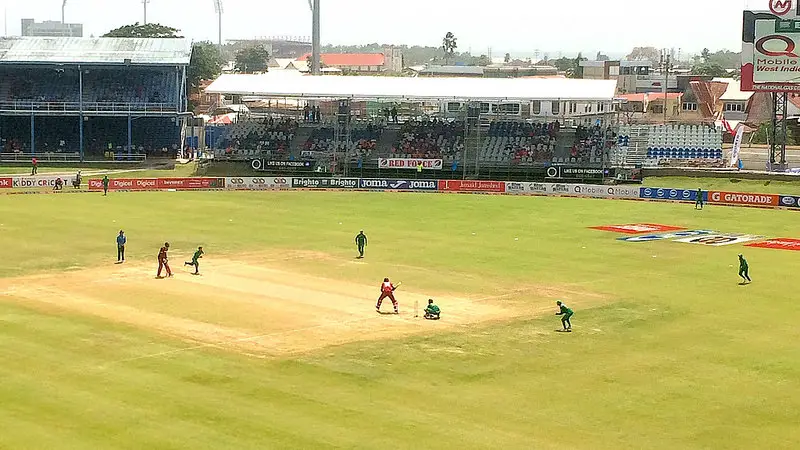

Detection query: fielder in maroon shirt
(157, 242), (172, 278)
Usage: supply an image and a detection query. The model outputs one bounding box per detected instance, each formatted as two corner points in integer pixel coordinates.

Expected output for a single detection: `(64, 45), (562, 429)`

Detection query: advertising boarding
(640, 187), (705, 202)
(291, 178), (359, 189)
(358, 179), (438, 191)
(707, 190), (780, 207)
(438, 180), (505, 193)
(225, 177), (291, 190)
(742, 5), (800, 91)
(378, 158), (443, 170)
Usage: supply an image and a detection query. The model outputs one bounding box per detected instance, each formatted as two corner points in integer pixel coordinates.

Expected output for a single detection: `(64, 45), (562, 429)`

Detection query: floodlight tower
(62, 0), (67, 24)
(213, 0), (223, 48)
(143, 0), (150, 24)
(308, 0), (320, 75)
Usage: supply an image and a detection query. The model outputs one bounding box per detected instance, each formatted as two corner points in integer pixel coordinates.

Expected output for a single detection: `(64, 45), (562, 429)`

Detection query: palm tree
(442, 32), (457, 64)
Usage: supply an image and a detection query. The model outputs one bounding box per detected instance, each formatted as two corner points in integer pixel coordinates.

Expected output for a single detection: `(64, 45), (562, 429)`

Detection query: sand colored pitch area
(0, 256), (537, 358)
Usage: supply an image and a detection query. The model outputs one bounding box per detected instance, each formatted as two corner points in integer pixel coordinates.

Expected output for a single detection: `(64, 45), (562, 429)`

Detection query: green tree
(442, 32), (457, 63)
(188, 42), (223, 89)
(626, 46), (660, 62)
(691, 62), (728, 77)
(504, 53), (511, 64)
(234, 45), (270, 73)
(102, 22), (182, 38)
(701, 48), (711, 63)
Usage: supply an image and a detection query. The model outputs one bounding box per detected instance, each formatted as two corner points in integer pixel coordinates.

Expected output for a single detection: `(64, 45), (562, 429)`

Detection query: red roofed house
(297, 46), (403, 74)
(619, 92), (683, 122)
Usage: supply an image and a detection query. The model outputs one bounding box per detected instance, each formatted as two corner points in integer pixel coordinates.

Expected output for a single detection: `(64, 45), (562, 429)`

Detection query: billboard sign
(545, 166), (607, 180)
(358, 179), (438, 191)
(640, 187), (705, 202)
(225, 177), (291, 190)
(708, 190), (780, 207)
(378, 159), (443, 170)
(438, 180), (505, 193)
(742, 7), (800, 91)
(251, 159), (312, 170)
(291, 178), (359, 189)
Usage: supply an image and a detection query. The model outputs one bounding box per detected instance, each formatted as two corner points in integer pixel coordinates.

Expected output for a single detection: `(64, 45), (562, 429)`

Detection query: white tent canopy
(205, 74), (617, 102)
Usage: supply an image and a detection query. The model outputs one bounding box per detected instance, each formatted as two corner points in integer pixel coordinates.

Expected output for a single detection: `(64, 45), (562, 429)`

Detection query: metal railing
(0, 101), (178, 114)
(0, 152), (147, 163)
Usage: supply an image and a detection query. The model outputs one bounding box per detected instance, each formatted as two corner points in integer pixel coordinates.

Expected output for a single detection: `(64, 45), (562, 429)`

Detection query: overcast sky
(0, 0), (763, 56)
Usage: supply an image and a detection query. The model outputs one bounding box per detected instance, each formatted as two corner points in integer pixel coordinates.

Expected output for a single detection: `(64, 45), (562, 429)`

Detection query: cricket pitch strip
(0, 257), (528, 358)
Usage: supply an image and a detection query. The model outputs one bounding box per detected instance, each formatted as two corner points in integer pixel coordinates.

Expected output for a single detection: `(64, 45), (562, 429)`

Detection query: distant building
(21, 19), (83, 37)
(414, 65), (558, 78)
(296, 47), (404, 73)
(580, 60), (678, 94)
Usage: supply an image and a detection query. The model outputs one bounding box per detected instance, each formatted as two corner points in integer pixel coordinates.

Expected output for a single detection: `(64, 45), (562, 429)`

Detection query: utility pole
(62, 0), (67, 24)
(213, 0), (223, 48)
(660, 49), (672, 125)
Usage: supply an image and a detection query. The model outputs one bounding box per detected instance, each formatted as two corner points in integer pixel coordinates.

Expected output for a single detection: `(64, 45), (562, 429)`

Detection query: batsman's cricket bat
(414, 300), (419, 318)
(393, 281), (402, 291)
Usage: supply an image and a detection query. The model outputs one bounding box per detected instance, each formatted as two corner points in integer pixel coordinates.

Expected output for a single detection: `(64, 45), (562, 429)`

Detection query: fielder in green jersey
(355, 230), (368, 258)
(695, 188), (704, 210)
(738, 254), (751, 283)
(556, 301), (573, 331)
(184, 247), (204, 275)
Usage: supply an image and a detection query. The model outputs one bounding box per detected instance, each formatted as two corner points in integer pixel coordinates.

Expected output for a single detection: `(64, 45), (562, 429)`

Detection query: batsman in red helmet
(376, 277), (398, 314)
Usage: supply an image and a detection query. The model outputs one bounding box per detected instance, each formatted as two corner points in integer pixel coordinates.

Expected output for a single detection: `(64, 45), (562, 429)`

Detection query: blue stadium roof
(0, 37), (191, 66)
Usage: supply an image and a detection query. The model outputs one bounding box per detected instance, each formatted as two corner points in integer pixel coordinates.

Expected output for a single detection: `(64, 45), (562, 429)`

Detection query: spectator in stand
(304, 104), (311, 122)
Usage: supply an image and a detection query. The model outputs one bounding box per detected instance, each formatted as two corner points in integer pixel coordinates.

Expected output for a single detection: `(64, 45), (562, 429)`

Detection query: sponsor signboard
(378, 158), (443, 170)
(438, 180), (505, 193)
(571, 184), (641, 199)
(358, 179), (438, 191)
(618, 230), (716, 243)
(545, 166), (607, 180)
(0, 177), (12, 188)
(251, 159), (312, 170)
(88, 178), (224, 191)
(746, 237), (800, 251)
(156, 178), (225, 189)
(88, 178), (158, 191)
(225, 177), (290, 190)
(10, 175), (73, 189)
(742, 6), (800, 92)
(291, 178), (359, 189)
(590, 224), (687, 234)
(504, 182), (576, 195)
(640, 187), (705, 202)
(708, 190), (780, 207)
(674, 234), (765, 246)
(779, 195), (800, 207)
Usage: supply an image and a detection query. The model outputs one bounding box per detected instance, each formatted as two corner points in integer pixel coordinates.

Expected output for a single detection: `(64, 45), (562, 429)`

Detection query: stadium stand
(212, 117), (298, 159)
(615, 124), (723, 168)
(390, 119), (464, 163)
(482, 121), (558, 165)
(0, 37), (190, 161)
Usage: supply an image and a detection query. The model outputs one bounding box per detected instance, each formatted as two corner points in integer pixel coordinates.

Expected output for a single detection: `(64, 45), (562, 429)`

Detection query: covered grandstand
(204, 75), (623, 180)
(0, 37), (191, 161)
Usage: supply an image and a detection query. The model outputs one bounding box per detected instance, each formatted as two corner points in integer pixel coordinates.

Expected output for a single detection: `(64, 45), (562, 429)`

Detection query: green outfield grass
(1, 191), (799, 449)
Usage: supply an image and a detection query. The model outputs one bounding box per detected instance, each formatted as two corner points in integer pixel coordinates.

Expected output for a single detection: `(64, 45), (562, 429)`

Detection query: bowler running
(184, 246), (205, 275)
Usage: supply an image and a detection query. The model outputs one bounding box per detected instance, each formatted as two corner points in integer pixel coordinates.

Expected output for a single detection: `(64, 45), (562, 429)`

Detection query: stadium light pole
(309, 0), (320, 75)
(62, 0), (67, 24)
(143, 0), (150, 25)
(213, 0), (223, 48)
